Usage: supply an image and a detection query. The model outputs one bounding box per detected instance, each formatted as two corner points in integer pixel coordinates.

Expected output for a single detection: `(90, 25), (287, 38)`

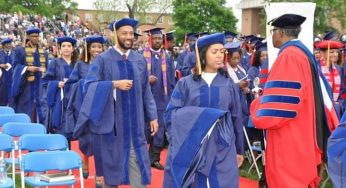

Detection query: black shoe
(151, 161), (164, 170)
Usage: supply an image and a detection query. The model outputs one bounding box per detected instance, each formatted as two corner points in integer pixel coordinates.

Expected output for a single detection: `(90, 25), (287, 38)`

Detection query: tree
(173, 0), (238, 42)
(267, 0), (346, 34)
(92, 0), (172, 26)
(0, 0), (78, 18)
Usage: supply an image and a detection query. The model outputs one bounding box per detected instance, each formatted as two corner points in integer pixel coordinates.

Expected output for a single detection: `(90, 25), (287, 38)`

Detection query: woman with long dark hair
(163, 33), (244, 188)
(65, 35), (105, 185)
(42, 36), (78, 136)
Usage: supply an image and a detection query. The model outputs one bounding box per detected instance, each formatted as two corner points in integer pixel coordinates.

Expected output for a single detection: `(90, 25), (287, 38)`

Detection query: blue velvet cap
(268, 14), (306, 28)
(26, 27), (41, 35)
(255, 42), (267, 51)
(1, 38), (13, 45)
(196, 33), (225, 52)
(187, 32), (198, 40)
(165, 31), (175, 41)
(57, 36), (77, 46)
(224, 31), (237, 38)
(199, 32), (210, 38)
(224, 42), (241, 52)
(86, 35), (106, 44)
(144, 27), (164, 35)
(323, 31), (339, 40)
(250, 37), (264, 45)
(108, 18), (139, 31)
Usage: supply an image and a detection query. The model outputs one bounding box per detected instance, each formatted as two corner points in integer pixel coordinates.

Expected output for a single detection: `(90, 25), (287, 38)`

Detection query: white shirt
(201, 72), (217, 87)
(114, 46), (130, 58)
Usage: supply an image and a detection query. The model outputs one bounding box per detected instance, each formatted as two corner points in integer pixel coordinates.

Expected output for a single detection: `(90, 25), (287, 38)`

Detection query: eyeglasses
(270, 28), (279, 35)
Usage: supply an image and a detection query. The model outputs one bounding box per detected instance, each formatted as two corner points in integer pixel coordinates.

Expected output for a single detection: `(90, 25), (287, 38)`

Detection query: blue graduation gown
(75, 48), (157, 186)
(181, 51), (196, 77)
(241, 53), (250, 71)
(328, 121), (346, 188)
(145, 50), (176, 147)
(66, 60), (90, 85)
(163, 73), (244, 188)
(10, 46), (48, 123)
(175, 50), (189, 72)
(65, 61), (91, 154)
(0, 50), (14, 105)
(42, 58), (73, 137)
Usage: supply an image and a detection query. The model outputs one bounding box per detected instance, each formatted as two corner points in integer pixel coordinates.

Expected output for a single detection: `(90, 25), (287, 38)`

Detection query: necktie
(122, 54), (127, 60)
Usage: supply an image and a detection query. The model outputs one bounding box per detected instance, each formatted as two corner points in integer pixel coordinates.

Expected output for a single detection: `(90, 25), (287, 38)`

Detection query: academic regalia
(66, 36), (105, 156)
(240, 52), (250, 71)
(328, 120), (346, 188)
(74, 47), (157, 186)
(250, 39), (337, 187)
(42, 57), (74, 137)
(316, 40), (346, 118)
(175, 50), (188, 72)
(175, 32), (198, 73)
(66, 60), (90, 84)
(11, 43), (48, 123)
(181, 51), (196, 77)
(143, 48), (175, 147)
(163, 73), (244, 188)
(0, 44), (14, 106)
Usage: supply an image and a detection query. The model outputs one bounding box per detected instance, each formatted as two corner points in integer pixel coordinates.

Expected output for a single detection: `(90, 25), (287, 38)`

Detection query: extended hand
(150, 119), (159, 136)
(27, 66), (40, 72)
(58, 81), (65, 88)
(113, 80), (133, 90)
(0, 64), (8, 69)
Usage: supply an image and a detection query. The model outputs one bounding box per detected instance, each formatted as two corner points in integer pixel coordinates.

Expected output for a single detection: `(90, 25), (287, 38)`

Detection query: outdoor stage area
(68, 141), (259, 188)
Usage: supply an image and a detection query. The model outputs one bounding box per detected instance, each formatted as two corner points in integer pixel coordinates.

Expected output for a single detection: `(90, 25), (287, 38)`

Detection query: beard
(118, 38), (133, 50)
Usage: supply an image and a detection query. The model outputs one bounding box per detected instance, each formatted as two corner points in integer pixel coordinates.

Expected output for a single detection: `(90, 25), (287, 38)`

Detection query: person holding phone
(225, 42), (251, 128)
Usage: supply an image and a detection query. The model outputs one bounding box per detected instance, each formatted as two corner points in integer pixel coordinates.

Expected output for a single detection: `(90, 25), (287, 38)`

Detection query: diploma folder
(39, 172), (75, 182)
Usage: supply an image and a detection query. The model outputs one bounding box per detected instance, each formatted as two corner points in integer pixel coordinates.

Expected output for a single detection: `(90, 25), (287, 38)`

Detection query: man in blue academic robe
(175, 32), (198, 77)
(11, 27), (48, 123)
(0, 38), (15, 106)
(142, 27), (176, 170)
(74, 18), (158, 187)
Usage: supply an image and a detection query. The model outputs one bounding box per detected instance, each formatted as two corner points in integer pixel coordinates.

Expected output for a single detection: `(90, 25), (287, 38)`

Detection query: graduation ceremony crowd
(1, 10), (346, 188)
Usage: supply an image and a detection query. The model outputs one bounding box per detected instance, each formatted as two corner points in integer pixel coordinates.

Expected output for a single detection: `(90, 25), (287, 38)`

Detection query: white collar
(114, 46), (130, 57)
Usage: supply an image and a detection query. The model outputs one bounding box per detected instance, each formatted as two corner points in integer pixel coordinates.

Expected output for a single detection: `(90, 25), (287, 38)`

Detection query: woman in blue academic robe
(42, 36), (78, 137)
(315, 40), (346, 118)
(226, 42), (250, 129)
(163, 33), (244, 188)
(65, 35), (105, 180)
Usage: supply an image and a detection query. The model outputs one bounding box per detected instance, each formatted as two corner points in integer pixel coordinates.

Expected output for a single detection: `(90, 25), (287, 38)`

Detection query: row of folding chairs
(0, 106), (84, 188)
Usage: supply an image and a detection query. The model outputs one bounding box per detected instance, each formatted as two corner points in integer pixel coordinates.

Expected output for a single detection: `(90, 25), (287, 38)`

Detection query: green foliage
(0, 0), (78, 18)
(92, 0), (172, 26)
(173, 0), (238, 43)
(267, 0), (346, 33)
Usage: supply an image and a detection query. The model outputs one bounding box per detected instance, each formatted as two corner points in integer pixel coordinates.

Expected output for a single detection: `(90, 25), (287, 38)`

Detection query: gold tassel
(195, 40), (202, 75)
(84, 38), (88, 62)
